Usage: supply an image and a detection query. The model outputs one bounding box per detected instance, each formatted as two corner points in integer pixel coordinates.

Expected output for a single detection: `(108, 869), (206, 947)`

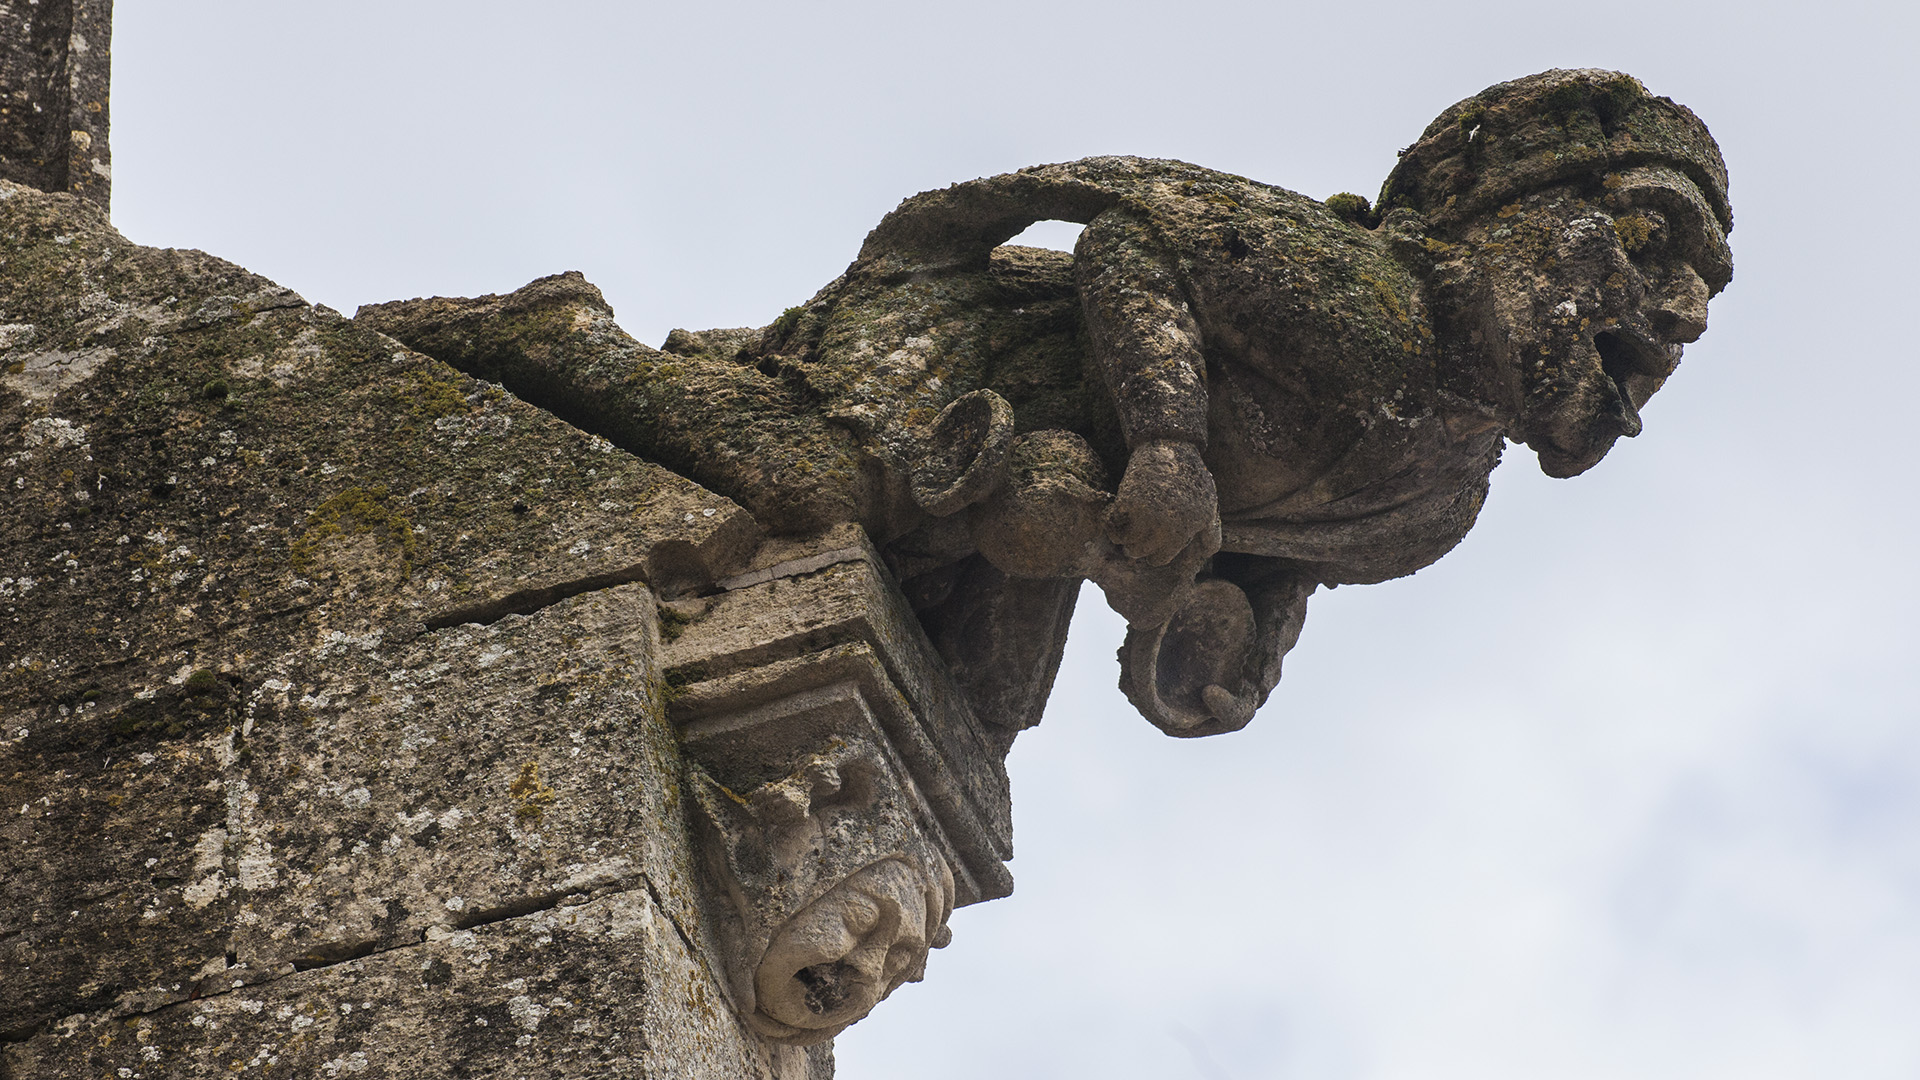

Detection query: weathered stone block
(0, 0), (112, 210)
(665, 523), (1014, 888)
(6, 887), (829, 1079)
(0, 179), (847, 1076)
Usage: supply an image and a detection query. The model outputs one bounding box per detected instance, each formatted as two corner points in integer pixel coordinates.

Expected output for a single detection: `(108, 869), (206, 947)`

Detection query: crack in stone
(713, 547), (866, 593)
(636, 869), (744, 1023)
(449, 888), (577, 932)
(287, 937), (383, 973)
(639, 873), (707, 972)
(422, 562), (651, 630)
(5, 876), (682, 1043)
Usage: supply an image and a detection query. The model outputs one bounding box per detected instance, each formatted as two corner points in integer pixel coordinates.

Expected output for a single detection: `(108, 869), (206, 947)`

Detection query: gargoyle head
(1384, 69), (1734, 477)
(688, 740), (956, 1045)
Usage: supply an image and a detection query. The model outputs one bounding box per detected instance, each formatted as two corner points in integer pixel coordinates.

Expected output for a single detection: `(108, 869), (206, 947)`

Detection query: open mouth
(1533, 328), (1678, 478)
(1591, 327), (1679, 440)
(1594, 326), (1676, 384)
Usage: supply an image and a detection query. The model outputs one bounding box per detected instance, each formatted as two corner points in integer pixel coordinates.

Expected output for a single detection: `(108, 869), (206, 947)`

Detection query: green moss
(398, 368), (470, 420)
(1544, 82), (1586, 123)
(509, 760), (558, 823)
(769, 305), (805, 339)
(290, 485), (418, 579)
(1324, 192), (1374, 226)
(1592, 74), (1647, 124)
(201, 377), (230, 401)
(659, 662), (708, 706)
(1358, 273), (1410, 326)
(656, 604), (695, 643)
(1614, 213), (1653, 252)
(663, 663), (707, 690)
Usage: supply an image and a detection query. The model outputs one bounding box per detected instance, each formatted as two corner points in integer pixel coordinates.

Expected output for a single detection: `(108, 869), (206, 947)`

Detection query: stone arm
(355, 273), (869, 537)
(1072, 207), (1219, 566)
(858, 162), (1221, 568)
(854, 165), (1116, 274)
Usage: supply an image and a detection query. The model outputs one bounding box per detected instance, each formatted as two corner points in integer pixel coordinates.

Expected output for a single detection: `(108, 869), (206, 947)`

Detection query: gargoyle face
(688, 741), (958, 1044)
(1490, 167), (1732, 478)
(753, 857), (955, 1037)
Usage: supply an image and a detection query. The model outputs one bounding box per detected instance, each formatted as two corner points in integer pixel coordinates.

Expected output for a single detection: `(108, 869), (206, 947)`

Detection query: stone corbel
(662, 525), (1013, 1044)
(686, 730), (956, 1044)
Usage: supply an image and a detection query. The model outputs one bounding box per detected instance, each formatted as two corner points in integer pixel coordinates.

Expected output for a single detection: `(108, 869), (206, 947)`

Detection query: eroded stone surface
(0, 179), (823, 1076)
(2, 581), (691, 1029)
(6, 886), (830, 1080)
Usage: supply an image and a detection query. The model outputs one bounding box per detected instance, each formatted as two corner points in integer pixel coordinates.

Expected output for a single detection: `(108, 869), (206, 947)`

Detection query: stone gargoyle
(358, 68), (1732, 742)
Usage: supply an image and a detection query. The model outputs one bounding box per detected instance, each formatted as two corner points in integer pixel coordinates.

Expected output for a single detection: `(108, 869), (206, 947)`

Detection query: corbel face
(688, 735), (955, 1043)
(662, 525), (1013, 1044)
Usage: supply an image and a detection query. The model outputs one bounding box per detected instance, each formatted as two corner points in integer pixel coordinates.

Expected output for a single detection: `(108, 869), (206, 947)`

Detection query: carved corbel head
(688, 740), (956, 1045)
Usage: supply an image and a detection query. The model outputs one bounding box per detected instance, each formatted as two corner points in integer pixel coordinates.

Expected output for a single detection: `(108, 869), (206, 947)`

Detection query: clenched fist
(1104, 440), (1220, 567)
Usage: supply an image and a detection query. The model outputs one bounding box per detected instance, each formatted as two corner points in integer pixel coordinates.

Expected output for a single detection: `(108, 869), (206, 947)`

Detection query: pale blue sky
(112, 2), (1920, 1076)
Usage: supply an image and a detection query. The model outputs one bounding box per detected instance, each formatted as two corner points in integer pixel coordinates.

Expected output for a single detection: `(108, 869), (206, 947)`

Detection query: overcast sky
(110, 2), (1920, 1077)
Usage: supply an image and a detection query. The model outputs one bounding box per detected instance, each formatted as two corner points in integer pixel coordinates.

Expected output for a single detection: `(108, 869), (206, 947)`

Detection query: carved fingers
(1115, 568), (1316, 737)
(1106, 440), (1221, 567)
(1118, 578), (1258, 736)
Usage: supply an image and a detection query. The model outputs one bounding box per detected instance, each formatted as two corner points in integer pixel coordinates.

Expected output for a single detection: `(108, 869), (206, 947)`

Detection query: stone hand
(1105, 440), (1220, 567)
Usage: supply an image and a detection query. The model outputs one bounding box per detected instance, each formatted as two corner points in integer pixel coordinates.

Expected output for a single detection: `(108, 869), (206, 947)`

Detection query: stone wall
(0, 177), (973, 1077)
(0, 0), (112, 210)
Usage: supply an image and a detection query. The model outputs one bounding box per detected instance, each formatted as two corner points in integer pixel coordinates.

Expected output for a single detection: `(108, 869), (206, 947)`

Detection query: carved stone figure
(361, 67), (1732, 740)
(1, 54), (1733, 1075)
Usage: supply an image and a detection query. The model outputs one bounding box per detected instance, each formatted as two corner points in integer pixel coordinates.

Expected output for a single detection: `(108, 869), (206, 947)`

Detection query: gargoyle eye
(839, 893), (883, 936)
(1612, 209), (1668, 257)
(1609, 175), (1733, 290)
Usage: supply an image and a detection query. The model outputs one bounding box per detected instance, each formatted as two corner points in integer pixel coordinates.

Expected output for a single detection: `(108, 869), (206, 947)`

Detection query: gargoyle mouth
(1593, 324), (1674, 383)
(752, 858), (944, 1039)
(1591, 330), (1648, 442)
(1534, 327), (1675, 478)
(1595, 322), (1680, 432)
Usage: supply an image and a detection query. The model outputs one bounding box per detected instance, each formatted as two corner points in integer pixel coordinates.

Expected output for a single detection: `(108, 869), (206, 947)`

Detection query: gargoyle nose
(1649, 264), (1710, 343)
